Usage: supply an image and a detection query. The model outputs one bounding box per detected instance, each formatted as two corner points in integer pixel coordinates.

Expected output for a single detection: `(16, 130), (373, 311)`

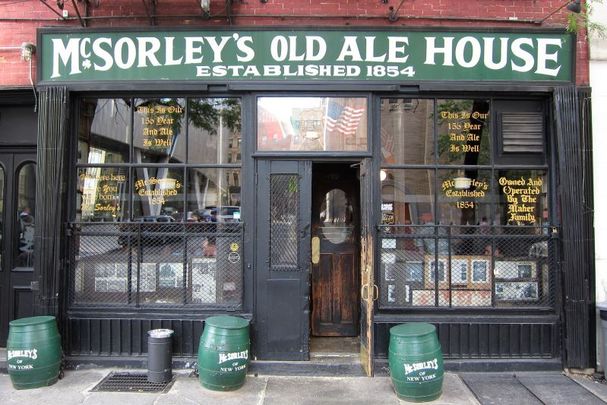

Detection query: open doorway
(310, 163), (361, 355)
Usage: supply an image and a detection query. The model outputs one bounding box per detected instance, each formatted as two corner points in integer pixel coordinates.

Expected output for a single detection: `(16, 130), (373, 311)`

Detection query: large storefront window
(257, 97), (368, 152)
(379, 98), (553, 309)
(72, 97), (243, 309)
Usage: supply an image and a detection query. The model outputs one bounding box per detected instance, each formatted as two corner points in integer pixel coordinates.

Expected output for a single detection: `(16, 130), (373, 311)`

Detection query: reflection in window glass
(257, 97), (367, 151)
(187, 168), (241, 222)
(133, 98), (186, 164)
(380, 169), (434, 226)
(437, 169), (491, 227)
(188, 98), (241, 164)
(133, 167), (184, 221)
(15, 163), (36, 267)
(78, 98), (131, 164)
(437, 99), (490, 165)
(320, 189), (353, 244)
(77, 167), (129, 222)
(380, 98), (434, 165)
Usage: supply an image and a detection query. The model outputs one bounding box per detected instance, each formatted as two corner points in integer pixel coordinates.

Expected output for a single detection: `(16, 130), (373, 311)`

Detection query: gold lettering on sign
(137, 103), (183, 150)
(499, 177), (542, 223)
(441, 108), (487, 155)
(134, 176), (182, 205)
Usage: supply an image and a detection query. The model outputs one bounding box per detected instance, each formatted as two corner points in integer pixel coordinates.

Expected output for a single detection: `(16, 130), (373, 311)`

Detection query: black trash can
(597, 303), (607, 372)
(147, 329), (174, 383)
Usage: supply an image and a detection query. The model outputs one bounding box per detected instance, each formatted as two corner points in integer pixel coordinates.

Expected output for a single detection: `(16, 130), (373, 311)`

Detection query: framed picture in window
(425, 257), (447, 289)
(131, 263), (157, 293)
(191, 258), (216, 304)
(495, 281), (539, 301)
(494, 261), (536, 280)
(471, 259), (489, 283)
(451, 259), (468, 285)
(405, 261), (424, 283)
(158, 262), (184, 288)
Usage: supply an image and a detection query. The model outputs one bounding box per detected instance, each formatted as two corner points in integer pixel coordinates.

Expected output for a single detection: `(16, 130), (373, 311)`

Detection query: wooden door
(311, 164), (360, 337)
(0, 152), (37, 346)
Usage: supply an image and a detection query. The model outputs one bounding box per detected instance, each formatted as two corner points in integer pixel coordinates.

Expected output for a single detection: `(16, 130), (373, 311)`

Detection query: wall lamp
(21, 43), (36, 61)
(538, 0), (582, 23)
(566, 0), (582, 13)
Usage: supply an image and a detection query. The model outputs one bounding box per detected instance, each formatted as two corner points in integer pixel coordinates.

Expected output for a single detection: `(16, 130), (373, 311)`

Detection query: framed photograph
(425, 257), (447, 289)
(471, 259), (489, 283)
(494, 281), (539, 301)
(387, 284), (396, 303)
(382, 238), (397, 249)
(494, 261), (537, 280)
(94, 263), (127, 292)
(131, 263), (157, 293)
(405, 261), (424, 283)
(412, 289), (449, 306)
(384, 263), (396, 281)
(158, 262), (184, 288)
(191, 258), (216, 304)
(451, 290), (492, 307)
(451, 259), (468, 285)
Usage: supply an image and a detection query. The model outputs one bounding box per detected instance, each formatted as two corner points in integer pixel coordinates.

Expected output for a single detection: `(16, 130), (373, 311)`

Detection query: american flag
(325, 98), (365, 136)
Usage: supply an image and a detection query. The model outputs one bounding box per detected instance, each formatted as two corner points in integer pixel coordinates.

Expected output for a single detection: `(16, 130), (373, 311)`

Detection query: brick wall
(0, 0), (589, 87)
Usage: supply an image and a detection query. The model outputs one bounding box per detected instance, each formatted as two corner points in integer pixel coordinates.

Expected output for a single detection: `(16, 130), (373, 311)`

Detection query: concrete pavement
(1, 368), (607, 404)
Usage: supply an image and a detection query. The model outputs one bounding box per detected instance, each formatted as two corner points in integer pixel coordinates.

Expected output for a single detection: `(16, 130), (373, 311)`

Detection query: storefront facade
(12, 27), (588, 374)
(0, 0), (596, 375)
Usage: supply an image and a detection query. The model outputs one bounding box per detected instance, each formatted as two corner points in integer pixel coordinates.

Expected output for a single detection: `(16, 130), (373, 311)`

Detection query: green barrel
(389, 322), (444, 402)
(198, 315), (250, 391)
(7, 316), (62, 390)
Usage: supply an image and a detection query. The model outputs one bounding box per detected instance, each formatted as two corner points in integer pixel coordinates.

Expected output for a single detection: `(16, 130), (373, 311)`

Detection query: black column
(554, 85), (595, 369)
(33, 86), (68, 318)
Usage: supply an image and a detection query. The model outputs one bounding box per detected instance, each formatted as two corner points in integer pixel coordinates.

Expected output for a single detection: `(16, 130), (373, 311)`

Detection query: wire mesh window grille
(70, 222), (243, 308)
(379, 98), (554, 310)
(270, 174), (299, 271)
(71, 97), (243, 309)
(378, 225), (555, 309)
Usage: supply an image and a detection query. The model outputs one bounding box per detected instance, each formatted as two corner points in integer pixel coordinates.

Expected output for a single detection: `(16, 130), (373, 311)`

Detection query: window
(257, 97), (368, 152)
(71, 97), (243, 309)
(378, 98), (552, 309)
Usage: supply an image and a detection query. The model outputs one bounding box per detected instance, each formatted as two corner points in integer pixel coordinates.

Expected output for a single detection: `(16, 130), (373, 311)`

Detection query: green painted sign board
(39, 30), (573, 83)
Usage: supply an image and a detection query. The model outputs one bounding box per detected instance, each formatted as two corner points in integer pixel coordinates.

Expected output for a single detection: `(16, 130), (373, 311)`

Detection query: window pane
(78, 98), (131, 164)
(381, 98), (434, 165)
(187, 168), (241, 222)
(495, 170), (548, 226)
(77, 167), (129, 222)
(257, 97), (367, 152)
(188, 98), (242, 164)
(133, 98), (186, 164)
(437, 99), (491, 165)
(380, 169), (434, 226)
(132, 167), (184, 221)
(437, 169), (492, 231)
(15, 163), (36, 267)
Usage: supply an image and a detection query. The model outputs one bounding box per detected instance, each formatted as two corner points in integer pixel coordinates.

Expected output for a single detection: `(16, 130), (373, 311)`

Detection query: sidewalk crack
(257, 377), (269, 405)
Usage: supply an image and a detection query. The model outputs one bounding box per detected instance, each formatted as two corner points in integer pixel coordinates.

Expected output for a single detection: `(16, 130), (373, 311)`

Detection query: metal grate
(270, 174), (299, 271)
(378, 225), (556, 309)
(68, 221), (243, 309)
(90, 372), (175, 393)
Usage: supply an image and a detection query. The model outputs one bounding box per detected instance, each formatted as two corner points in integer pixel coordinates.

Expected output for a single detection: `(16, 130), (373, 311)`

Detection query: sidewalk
(1, 368), (607, 404)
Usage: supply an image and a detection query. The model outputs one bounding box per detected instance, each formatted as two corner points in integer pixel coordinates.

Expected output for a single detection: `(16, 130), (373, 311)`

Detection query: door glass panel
(320, 188), (353, 244)
(270, 174), (298, 271)
(15, 163), (36, 267)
